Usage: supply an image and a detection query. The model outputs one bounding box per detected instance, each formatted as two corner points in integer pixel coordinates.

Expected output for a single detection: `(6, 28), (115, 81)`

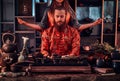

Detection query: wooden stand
(22, 66), (91, 74)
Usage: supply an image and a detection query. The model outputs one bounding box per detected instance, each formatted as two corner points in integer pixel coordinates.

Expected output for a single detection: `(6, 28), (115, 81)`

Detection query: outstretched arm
(78, 18), (103, 31)
(17, 18), (43, 31)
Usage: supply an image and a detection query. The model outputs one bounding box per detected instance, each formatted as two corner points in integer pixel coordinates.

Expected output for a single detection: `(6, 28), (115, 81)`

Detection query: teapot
(1, 33), (18, 70)
(1, 33), (17, 53)
(96, 58), (105, 67)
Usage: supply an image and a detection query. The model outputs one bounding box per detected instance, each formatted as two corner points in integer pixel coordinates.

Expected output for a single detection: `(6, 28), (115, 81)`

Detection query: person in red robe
(41, 7), (80, 57)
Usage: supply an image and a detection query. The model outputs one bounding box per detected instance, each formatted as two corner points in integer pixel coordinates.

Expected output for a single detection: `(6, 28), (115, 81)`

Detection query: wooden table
(0, 74), (120, 81)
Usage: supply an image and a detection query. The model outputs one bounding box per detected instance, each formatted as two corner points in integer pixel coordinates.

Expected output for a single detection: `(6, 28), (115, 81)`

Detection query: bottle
(18, 51), (25, 62)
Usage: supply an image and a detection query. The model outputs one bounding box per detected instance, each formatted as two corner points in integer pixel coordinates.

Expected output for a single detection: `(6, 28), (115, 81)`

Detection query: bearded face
(54, 19), (65, 28)
(54, 9), (66, 31)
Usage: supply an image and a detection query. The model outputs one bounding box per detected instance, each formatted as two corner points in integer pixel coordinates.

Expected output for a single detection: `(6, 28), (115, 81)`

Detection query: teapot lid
(2, 33), (15, 44)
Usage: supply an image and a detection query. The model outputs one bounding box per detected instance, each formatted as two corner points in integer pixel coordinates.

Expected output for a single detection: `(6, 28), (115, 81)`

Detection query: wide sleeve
(69, 29), (80, 56)
(69, 16), (81, 29)
(39, 8), (49, 29)
(41, 31), (50, 56)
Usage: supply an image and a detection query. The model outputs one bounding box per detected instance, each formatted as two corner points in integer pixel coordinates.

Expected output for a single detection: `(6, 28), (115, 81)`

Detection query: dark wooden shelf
(77, 0), (102, 7)
(15, 30), (35, 33)
(15, 16), (34, 18)
(103, 33), (115, 35)
(0, 22), (14, 24)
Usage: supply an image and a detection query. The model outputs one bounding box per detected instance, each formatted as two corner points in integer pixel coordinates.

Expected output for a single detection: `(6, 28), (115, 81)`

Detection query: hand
(43, 54), (50, 58)
(69, 54), (75, 56)
(93, 18), (103, 25)
(17, 17), (26, 25)
(43, 54), (48, 57)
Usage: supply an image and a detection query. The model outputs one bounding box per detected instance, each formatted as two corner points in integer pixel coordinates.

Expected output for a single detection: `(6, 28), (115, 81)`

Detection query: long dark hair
(49, 0), (76, 18)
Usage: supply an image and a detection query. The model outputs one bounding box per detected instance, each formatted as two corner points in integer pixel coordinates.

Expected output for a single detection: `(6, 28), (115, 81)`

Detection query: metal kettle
(1, 33), (17, 53)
